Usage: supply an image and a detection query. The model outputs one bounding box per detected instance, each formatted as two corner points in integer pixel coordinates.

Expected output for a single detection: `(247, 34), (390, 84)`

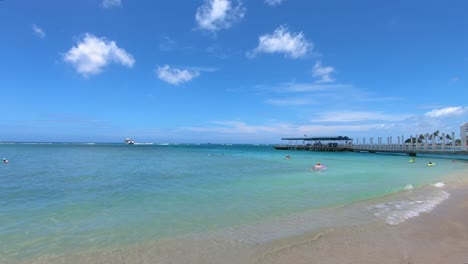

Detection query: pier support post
(442, 133), (445, 151)
(452, 132), (456, 151)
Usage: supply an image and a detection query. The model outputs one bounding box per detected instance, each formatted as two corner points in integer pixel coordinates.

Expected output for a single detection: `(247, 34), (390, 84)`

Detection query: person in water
(2, 158), (8, 163)
(285, 155), (291, 160)
(312, 162), (323, 170)
(409, 158), (415, 163)
(428, 161), (435, 166)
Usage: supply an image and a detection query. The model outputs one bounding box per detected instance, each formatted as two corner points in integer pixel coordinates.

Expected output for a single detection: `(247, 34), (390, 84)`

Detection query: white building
(461, 122), (468, 150)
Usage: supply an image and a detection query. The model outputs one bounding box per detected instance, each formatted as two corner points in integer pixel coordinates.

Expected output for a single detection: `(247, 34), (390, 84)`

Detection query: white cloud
(262, 82), (353, 107)
(64, 33), (135, 77)
(184, 121), (279, 134)
(312, 61), (335, 83)
(265, 97), (313, 106)
(269, 82), (352, 93)
(183, 120), (390, 136)
(310, 111), (411, 122)
(156, 65), (200, 85)
(265, 0), (283, 6)
(425, 106), (467, 118)
(248, 25), (313, 59)
(159, 36), (177, 51)
(195, 0), (245, 32)
(102, 0), (121, 8)
(32, 24), (45, 39)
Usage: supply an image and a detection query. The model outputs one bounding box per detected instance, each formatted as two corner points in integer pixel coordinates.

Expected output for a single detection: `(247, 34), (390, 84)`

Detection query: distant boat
(124, 138), (135, 145)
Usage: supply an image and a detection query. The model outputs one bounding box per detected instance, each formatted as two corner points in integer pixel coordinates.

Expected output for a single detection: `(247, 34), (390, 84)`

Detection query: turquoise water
(0, 143), (466, 262)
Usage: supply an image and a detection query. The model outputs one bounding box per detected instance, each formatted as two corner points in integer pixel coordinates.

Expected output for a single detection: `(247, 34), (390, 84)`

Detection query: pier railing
(351, 134), (464, 153)
(351, 143), (462, 152)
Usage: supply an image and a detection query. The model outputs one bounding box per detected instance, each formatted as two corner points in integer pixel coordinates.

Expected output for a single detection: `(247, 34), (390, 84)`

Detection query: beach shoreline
(251, 168), (468, 264)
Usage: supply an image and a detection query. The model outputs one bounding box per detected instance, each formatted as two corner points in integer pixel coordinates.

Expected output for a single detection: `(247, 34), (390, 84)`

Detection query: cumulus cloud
(102, 0), (121, 8)
(312, 61), (335, 83)
(265, 0), (283, 6)
(32, 24), (45, 39)
(64, 33), (135, 77)
(195, 0), (245, 32)
(156, 65), (200, 85)
(248, 25), (312, 59)
(425, 106), (467, 118)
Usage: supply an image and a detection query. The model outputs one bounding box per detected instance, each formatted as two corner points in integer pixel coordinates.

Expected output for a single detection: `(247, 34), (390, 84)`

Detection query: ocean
(1, 143), (467, 263)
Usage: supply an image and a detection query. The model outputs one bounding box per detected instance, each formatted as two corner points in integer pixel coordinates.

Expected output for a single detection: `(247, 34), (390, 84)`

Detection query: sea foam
(404, 184), (414, 191)
(368, 190), (450, 225)
(432, 182), (445, 188)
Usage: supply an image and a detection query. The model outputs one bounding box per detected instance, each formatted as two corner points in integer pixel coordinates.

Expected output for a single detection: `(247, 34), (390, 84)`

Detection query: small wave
(432, 182), (445, 188)
(404, 184), (414, 191)
(368, 190), (450, 225)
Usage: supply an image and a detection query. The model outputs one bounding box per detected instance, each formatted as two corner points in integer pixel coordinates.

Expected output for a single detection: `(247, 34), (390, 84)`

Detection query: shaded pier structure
(274, 136), (352, 151)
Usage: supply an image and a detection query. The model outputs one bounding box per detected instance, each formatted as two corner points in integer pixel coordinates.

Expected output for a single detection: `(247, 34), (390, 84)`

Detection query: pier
(274, 123), (468, 156)
(274, 136), (352, 152)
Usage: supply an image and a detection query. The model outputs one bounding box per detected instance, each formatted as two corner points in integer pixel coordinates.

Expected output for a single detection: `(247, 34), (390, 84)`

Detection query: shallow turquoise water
(0, 143), (466, 261)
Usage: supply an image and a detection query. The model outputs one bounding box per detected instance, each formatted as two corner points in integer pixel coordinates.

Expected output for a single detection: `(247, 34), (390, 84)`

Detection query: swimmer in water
(2, 158), (8, 163)
(312, 162), (324, 170)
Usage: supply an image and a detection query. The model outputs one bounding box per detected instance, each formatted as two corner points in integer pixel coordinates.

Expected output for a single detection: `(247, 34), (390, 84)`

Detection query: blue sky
(0, 0), (467, 143)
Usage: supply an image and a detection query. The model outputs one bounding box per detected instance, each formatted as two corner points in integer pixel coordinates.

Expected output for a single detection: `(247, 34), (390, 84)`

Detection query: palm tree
(405, 137), (422, 144)
(425, 133), (430, 145)
(445, 134), (452, 146)
(433, 130), (440, 144)
(418, 134), (425, 145)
